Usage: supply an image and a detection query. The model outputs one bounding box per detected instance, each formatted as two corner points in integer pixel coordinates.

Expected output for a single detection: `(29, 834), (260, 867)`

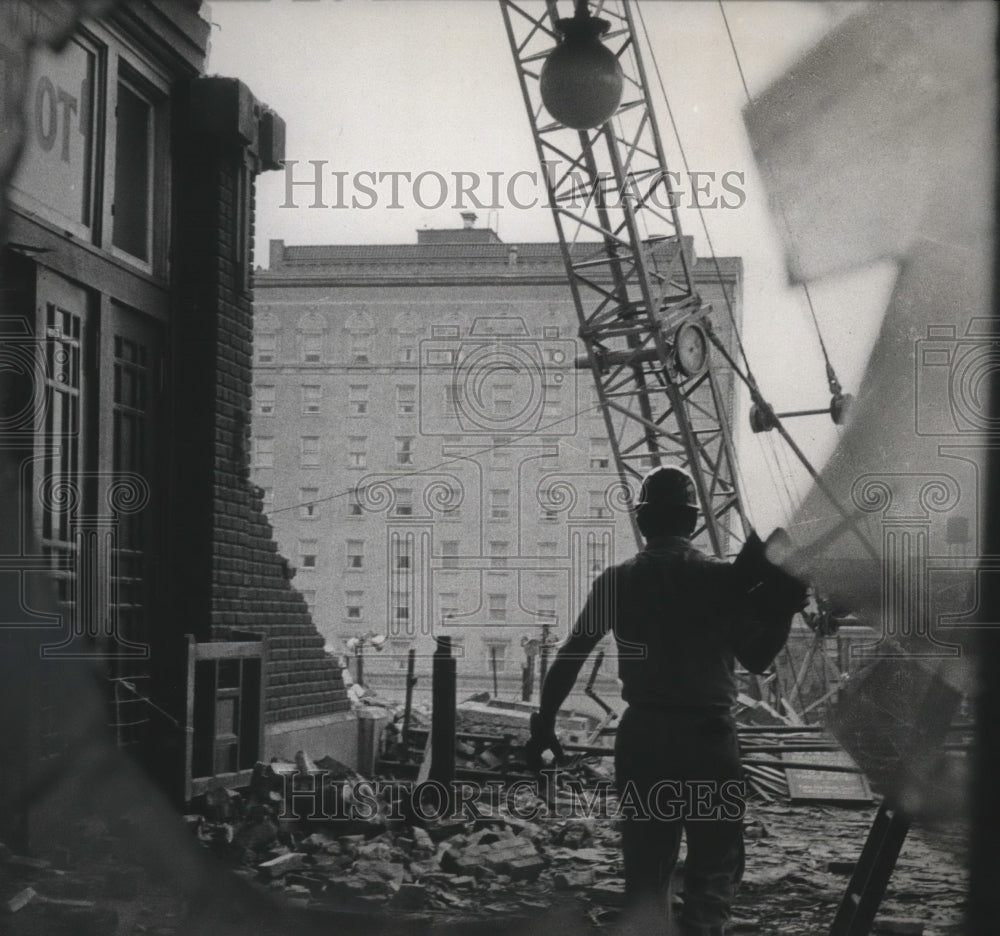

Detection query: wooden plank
(190, 768), (256, 797)
(783, 750), (873, 805)
(193, 640), (264, 660)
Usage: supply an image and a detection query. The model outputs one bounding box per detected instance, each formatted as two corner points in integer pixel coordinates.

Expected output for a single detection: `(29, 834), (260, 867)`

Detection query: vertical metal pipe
(402, 648), (416, 762)
(539, 622), (551, 697)
(430, 636), (456, 787)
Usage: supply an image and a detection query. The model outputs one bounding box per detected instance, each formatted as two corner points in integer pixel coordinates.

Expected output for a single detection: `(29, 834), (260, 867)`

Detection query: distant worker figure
(527, 466), (807, 936)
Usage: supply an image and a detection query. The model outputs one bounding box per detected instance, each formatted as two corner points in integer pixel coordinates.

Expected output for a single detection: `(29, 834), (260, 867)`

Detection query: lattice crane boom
(500, 0), (749, 557)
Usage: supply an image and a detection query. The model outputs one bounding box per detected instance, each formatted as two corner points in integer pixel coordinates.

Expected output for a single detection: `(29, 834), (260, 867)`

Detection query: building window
(392, 534), (413, 571)
(543, 325), (561, 339)
(589, 490), (610, 518)
(439, 591), (460, 621)
(351, 334), (371, 365)
(300, 487), (319, 519)
(349, 384), (368, 416)
(300, 435), (321, 468)
(492, 383), (513, 414)
(300, 589), (316, 612)
(256, 385), (276, 416)
(260, 487), (274, 507)
(396, 437), (414, 466)
(542, 393), (561, 420)
(302, 333), (323, 363)
(542, 508), (558, 523)
(492, 436), (512, 465)
(346, 590), (363, 621)
(484, 642), (508, 673)
(255, 437), (274, 468)
(348, 437), (367, 469)
(392, 590), (410, 623)
(538, 594), (557, 623)
(427, 349), (456, 366)
(441, 540), (459, 570)
(488, 593), (507, 622)
(398, 342), (416, 365)
(347, 539), (365, 570)
(112, 78), (153, 261)
(257, 332), (277, 364)
(395, 488), (414, 516)
(587, 541), (606, 574)
(589, 438), (610, 469)
(397, 384), (416, 415)
(490, 489), (511, 520)
(490, 540), (509, 570)
(348, 488), (364, 516)
(587, 386), (603, 418)
(302, 385), (322, 415)
(299, 540), (317, 569)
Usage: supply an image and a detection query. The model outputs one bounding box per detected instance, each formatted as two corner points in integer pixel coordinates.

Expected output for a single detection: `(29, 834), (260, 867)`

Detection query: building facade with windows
(0, 1), (352, 822)
(252, 222), (742, 701)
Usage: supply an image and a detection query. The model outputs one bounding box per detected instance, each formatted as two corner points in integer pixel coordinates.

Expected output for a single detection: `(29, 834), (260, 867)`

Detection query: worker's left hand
(525, 712), (564, 773)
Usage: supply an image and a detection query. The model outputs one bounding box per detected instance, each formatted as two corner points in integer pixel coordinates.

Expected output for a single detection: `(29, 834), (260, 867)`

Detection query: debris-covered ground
(0, 689), (969, 936)
(2, 766), (965, 935)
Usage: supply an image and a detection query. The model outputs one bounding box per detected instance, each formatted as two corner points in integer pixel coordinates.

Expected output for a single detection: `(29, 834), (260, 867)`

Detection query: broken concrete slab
(5, 886), (37, 913)
(554, 869), (597, 890)
(873, 920), (924, 935)
(257, 852), (307, 878)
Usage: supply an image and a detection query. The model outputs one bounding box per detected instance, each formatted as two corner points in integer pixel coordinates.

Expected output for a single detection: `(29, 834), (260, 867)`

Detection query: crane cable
(631, 0), (773, 516)
(633, 0), (755, 384)
(717, 0), (845, 401)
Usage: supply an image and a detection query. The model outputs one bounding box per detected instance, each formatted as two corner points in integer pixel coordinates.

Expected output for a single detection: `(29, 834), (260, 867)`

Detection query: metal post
(402, 648), (416, 762)
(355, 645), (364, 688)
(539, 622), (551, 697)
(522, 655), (534, 702)
(491, 646), (499, 698)
(430, 636), (456, 787)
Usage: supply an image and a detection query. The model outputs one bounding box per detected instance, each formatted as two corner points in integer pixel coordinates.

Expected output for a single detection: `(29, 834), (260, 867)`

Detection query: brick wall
(172, 77), (349, 722)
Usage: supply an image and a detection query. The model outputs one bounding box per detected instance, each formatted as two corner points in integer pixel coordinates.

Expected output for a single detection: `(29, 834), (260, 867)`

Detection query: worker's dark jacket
(576, 534), (792, 712)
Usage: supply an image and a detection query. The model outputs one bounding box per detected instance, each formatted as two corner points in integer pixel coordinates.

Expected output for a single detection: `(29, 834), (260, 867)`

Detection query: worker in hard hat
(527, 465), (807, 936)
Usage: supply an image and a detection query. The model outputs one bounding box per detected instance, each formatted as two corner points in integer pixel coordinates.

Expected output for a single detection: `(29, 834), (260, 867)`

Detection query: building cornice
(254, 259), (742, 292)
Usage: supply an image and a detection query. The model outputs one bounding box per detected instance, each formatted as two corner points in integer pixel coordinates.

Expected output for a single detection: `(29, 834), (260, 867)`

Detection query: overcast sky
(205, 0), (897, 533)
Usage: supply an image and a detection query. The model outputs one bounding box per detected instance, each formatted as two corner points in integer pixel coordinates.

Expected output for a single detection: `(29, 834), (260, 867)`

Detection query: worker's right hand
(525, 712), (564, 773)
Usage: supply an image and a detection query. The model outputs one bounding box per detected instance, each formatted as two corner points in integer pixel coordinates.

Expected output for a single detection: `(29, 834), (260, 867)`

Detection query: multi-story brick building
(0, 1), (353, 828)
(252, 217), (742, 703)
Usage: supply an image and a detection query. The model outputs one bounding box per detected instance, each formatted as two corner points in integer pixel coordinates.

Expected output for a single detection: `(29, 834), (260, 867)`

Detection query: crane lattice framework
(500, 0), (750, 558)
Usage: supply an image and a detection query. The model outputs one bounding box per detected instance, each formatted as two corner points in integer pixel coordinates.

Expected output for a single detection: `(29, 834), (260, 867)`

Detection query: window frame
(108, 60), (168, 275)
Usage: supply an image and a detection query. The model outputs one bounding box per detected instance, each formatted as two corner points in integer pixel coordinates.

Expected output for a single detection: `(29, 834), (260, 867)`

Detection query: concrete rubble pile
(183, 752), (626, 921)
(178, 751), (968, 933)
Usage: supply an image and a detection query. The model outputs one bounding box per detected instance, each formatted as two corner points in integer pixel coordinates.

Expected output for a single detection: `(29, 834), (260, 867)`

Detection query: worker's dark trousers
(614, 706), (745, 935)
